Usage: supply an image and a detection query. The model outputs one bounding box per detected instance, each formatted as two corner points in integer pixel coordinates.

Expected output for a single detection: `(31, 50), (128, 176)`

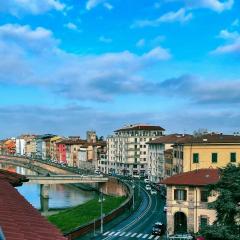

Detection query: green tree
(201, 164), (240, 240)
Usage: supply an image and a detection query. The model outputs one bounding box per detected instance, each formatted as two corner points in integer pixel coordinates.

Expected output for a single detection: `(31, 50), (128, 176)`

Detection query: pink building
(57, 142), (66, 163)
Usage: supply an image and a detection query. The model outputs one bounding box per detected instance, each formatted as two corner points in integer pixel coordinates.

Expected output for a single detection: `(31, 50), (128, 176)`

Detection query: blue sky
(0, 0), (240, 138)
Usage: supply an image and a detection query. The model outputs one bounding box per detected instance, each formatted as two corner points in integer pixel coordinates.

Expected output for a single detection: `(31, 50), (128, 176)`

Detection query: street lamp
(132, 182), (135, 210)
(98, 190), (105, 234)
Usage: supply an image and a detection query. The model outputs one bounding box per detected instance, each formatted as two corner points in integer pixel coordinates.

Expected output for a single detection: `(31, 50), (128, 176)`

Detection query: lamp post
(132, 182), (135, 210)
(99, 190), (105, 234)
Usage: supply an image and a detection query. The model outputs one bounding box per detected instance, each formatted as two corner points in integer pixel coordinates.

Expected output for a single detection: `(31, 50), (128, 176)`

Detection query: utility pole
(100, 190), (103, 234)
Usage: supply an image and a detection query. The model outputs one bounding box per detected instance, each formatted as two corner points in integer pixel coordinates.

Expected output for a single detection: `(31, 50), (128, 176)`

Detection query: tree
(200, 164), (240, 240)
(193, 128), (208, 137)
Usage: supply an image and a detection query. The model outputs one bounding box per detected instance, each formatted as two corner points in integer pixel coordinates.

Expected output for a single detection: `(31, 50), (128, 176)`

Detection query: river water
(0, 163), (96, 210)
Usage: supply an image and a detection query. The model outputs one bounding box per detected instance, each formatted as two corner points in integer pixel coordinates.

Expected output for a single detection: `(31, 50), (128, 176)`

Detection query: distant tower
(87, 131), (97, 143)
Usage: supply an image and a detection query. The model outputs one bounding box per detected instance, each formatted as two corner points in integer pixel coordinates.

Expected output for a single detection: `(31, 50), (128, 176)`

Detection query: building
(147, 134), (191, 182)
(107, 124), (165, 176)
(162, 169), (219, 235)
(2, 139), (16, 155)
(15, 137), (26, 156)
(173, 133), (240, 172)
(50, 136), (63, 161)
(25, 135), (37, 157)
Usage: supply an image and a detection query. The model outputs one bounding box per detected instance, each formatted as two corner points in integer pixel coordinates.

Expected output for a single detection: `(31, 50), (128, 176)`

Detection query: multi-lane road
(98, 180), (166, 240)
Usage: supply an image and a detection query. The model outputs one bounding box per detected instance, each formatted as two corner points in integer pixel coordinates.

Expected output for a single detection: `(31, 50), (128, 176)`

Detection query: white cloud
(136, 39), (145, 48)
(64, 22), (80, 31)
(0, 0), (65, 15)
(86, 0), (113, 10)
(232, 19), (239, 27)
(0, 24), (171, 101)
(212, 29), (240, 54)
(132, 8), (192, 28)
(170, 0), (234, 13)
(99, 36), (112, 43)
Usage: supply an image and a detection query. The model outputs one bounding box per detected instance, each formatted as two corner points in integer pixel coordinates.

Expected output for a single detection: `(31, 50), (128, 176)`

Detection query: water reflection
(0, 163), (95, 210)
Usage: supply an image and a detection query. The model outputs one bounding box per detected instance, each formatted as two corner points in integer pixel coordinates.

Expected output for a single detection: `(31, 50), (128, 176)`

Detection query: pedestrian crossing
(102, 231), (161, 239)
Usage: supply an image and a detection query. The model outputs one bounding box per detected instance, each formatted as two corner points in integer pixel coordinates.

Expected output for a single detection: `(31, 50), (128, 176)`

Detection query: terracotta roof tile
(147, 134), (192, 144)
(0, 171), (66, 240)
(161, 168), (220, 186)
(115, 124), (165, 132)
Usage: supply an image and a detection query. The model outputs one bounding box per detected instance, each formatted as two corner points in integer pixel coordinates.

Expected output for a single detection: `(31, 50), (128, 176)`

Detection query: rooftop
(115, 124), (165, 132)
(176, 133), (240, 144)
(147, 134), (192, 144)
(0, 170), (66, 240)
(161, 168), (220, 186)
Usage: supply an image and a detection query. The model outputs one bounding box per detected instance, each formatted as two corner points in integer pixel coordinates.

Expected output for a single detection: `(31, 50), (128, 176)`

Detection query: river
(0, 163), (96, 210)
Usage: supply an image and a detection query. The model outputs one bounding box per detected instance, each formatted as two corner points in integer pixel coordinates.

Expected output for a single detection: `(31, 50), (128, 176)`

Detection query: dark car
(152, 222), (165, 236)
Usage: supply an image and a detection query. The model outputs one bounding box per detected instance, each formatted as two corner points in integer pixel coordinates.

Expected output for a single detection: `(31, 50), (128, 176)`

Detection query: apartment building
(173, 133), (240, 172)
(162, 169), (219, 234)
(147, 134), (191, 182)
(106, 124), (165, 176)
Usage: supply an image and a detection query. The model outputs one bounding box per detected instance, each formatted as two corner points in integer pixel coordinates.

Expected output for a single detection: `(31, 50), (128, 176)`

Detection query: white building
(16, 138), (26, 156)
(147, 134), (191, 183)
(106, 124), (165, 176)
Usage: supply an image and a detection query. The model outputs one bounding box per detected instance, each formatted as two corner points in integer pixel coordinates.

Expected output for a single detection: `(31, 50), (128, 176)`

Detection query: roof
(115, 124), (165, 132)
(176, 133), (240, 145)
(161, 169), (220, 186)
(147, 134), (192, 144)
(57, 139), (87, 145)
(0, 169), (28, 187)
(0, 171), (66, 240)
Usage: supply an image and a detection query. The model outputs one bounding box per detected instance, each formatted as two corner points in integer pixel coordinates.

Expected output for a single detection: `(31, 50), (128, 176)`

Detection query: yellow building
(162, 169), (219, 235)
(50, 136), (62, 161)
(173, 134), (240, 172)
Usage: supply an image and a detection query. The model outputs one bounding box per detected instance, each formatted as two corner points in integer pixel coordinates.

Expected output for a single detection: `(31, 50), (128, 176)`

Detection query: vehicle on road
(145, 184), (151, 191)
(94, 170), (101, 174)
(168, 234), (194, 239)
(164, 206), (167, 212)
(133, 174), (140, 179)
(150, 189), (157, 195)
(144, 178), (150, 183)
(152, 222), (165, 236)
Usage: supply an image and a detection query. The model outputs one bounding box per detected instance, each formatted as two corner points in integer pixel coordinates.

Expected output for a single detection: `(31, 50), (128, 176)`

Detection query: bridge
(27, 175), (108, 184)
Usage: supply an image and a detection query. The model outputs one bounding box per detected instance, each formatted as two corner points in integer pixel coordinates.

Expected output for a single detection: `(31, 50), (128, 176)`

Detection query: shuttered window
(174, 189), (187, 201)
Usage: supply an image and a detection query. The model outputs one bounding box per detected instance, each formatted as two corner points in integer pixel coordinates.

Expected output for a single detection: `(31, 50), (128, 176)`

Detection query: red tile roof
(147, 134), (192, 144)
(161, 169), (220, 186)
(115, 124), (165, 132)
(0, 169), (28, 187)
(0, 170), (66, 240)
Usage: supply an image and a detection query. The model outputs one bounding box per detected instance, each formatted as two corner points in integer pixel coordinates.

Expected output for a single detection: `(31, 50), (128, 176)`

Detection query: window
(174, 189), (187, 201)
(133, 164), (137, 168)
(212, 153), (218, 163)
(193, 153), (199, 163)
(230, 152), (236, 162)
(199, 216), (208, 229)
(200, 190), (208, 202)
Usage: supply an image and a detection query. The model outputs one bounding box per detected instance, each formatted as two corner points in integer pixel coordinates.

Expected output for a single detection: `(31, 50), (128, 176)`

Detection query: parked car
(164, 206), (167, 212)
(150, 189), (157, 195)
(145, 184), (151, 191)
(94, 170), (101, 175)
(144, 178), (150, 183)
(133, 174), (140, 179)
(152, 222), (165, 236)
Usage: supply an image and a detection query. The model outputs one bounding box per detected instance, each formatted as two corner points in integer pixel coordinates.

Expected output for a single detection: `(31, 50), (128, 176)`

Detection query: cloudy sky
(0, 0), (240, 138)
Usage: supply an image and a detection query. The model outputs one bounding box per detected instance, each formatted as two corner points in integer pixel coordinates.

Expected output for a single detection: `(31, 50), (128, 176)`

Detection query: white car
(144, 178), (150, 183)
(145, 184), (151, 191)
(164, 206), (167, 212)
(150, 189), (157, 195)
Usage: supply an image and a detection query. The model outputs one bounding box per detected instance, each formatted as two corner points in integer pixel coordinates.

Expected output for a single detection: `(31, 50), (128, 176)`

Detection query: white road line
(130, 233), (137, 237)
(142, 234), (149, 238)
(154, 236), (160, 240)
(125, 232), (132, 237)
(148, 235), (155, 239)
(108, 232), (115, 236)
(137, 233), (143, 238)
(114, 232), (121, 236)
(119, 232), (126, 236)
(103, 231), (110, 236)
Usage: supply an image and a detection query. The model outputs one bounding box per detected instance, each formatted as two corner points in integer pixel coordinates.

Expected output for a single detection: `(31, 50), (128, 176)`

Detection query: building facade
(106, 124), (165, 176)
(162, 169), (219, 235)
(173, 134), (240, 172)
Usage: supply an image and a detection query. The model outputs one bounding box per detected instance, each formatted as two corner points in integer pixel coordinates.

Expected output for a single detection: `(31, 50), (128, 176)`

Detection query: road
(98, 180), (166, 240)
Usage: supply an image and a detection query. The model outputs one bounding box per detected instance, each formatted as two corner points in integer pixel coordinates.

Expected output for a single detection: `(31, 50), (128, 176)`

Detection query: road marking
(114, 232), (121, 236)
(119, 232), (126, 236)
(137, 233), (143, 238)
(125, 232), (132, 237)
(143, 234), (149, 238)
(108, 232), (115, 236)
(103, 231), (110, 236)
(130, 233), (137, 237)
(148, 235), (155, 239)
(154, 236), (160, 240)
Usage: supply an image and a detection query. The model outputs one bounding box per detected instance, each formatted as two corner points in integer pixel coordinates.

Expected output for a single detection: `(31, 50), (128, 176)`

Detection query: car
(94, 170), (101, 174)
(150, 189), (157, 195)
(144, 178), (150, 183)
(145, 184), (151, 191)
(133, 174), (140, 179)
(164, 206), (167, 212)
(152, 222), (165, 236)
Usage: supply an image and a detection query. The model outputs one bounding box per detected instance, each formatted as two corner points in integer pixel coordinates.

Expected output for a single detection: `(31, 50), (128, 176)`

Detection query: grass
(48, 195), (127, 233)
